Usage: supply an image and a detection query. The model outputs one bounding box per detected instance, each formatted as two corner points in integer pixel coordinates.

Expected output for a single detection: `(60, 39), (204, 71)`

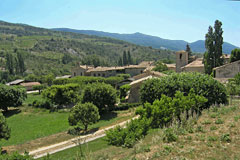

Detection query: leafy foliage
(140, 72), (228, 109)
(152, 61), (168, 72)
(0, 152), (33, 160)
(81, 83), (117, 113)
(68, 103), (100, 131)
(0, 84), (27, 111)
(203, 20), (224, 74)
(42, 83), (81, 106)
(0, 112), (11, 141)
(105, 118), (150, 148)
(120, 84), (131, 99)
(230, 48), (240, 63)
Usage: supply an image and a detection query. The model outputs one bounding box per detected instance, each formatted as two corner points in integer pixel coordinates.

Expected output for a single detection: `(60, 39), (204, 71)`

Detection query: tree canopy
(230, 48), (240, 63)
(68, 103), (100, 131)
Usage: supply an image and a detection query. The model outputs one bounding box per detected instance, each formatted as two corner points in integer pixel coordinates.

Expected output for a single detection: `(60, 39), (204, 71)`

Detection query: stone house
(181, 58), (204, 73)
(20, 82), (41, 91)
(71, 64), (147, 78)
(213, 60), (240, 78)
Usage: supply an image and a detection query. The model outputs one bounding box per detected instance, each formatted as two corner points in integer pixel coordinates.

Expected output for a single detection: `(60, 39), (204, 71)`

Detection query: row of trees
(6, 51), (26, 75)
(118, 51), (134, 66)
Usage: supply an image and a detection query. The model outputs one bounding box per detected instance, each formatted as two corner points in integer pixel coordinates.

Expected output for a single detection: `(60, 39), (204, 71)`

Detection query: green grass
(0, 109), (70, 146)
(39, 137), (109, 160)
(0, 94), (135, 148)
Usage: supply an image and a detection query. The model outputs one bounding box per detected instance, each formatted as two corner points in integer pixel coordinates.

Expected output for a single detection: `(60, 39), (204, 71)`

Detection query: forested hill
(0, 21), (175, 76)
(53, 28), (239, 54)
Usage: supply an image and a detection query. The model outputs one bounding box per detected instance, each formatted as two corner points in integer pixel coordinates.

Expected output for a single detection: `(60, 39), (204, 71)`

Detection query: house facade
(213, 60), (240, 78)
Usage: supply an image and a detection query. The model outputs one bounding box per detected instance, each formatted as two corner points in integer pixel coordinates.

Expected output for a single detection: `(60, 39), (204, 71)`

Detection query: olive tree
(68, 103), (100, 131)
(0, 84), (27, 111)
(82, 83), (117, 113)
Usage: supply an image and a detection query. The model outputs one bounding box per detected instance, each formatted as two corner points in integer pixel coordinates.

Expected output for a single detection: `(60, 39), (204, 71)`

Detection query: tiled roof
(20, 82), (41, 87)
(182, 58), (204, 68)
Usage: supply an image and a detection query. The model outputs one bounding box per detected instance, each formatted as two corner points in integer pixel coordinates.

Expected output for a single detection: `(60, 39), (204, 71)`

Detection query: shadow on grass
(100, 111), (117, 121)
(68, 127), (100, 136)
(3, 108), (21, 118)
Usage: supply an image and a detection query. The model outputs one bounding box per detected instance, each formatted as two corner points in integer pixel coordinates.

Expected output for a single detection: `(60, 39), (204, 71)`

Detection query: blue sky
(0, 0), (239, 46)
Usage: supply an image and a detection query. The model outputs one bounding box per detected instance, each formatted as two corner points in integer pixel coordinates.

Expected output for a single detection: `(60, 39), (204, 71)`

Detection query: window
(74, 72), (76, 76)
(102, 73), (105, 77)
(80, 72), (83, 76)
(98, 73), (101, 77)
(180, 53), (182, 60)
(94, 73), (96, 77)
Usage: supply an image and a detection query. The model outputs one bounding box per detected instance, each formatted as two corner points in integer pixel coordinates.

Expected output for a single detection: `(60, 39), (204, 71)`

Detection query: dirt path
(29, 116), (138, 159)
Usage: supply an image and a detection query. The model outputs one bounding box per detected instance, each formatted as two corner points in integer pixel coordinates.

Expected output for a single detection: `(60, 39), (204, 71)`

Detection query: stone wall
(214, 60), (240, 78)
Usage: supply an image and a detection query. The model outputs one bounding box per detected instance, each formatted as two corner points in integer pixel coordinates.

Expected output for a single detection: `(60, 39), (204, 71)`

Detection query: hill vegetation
(0, 20), (175, 82)
(53, 28), (239, 54)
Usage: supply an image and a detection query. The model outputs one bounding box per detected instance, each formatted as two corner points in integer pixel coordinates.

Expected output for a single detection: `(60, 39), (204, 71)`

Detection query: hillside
(53, 28), (239, 54)
(0, 21), (175, 77)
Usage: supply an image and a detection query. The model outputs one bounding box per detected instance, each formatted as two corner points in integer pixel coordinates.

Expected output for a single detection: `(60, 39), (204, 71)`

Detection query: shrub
(221, 134), (231, 143)
(152, 61), (168, 72)
(0, 84), (27, 111)
(0, 152), (33, 160)
(115, 103), (141, 111)
(119, 84), (131, 99)
(117, 74), (131, 79)
(105, 118), (150, 148)
(42, 83), (81, 106)
(140, 72), (227, 109)
(82, 83), (117, 113)
(162, 128), (178, 143)
(32, 99), (53, 109)
(0, 112), (11, 141)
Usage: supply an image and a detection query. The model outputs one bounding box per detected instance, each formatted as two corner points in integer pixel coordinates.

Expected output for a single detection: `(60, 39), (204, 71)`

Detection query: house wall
(176, 51), (188, 73)
(128, 82), (142, 103)
(125, 68), (145, 77)
(182, 67), (204, 73)
(71, 68), (87, 77)
(215, 61), (240, 78)
(90, 71), (108, 77)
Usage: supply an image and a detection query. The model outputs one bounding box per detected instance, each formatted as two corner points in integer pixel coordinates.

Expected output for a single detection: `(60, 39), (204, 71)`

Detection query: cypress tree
(123, 51), (128, 66)
(127, 51), (133, 65)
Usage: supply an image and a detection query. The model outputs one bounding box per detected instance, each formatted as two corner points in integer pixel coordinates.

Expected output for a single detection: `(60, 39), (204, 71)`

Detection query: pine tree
(123, 51), (128, 66)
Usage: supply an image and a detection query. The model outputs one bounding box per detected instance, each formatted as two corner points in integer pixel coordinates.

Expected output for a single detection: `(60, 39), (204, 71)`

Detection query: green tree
(0, 84), (27, 111)
(0, 112), (11, 141)
(230, 48), (240, 63)
(118, 57), (123, 66)
(17, 52), (26, 75)
(127, 51), (133, 65)
(186, 43), (192, 62)
(82, 83), (117, 113)
(6, 53), (15, 75)
(68, 103), (100, 131)
(33, 84), (47, 94)
(152, 61), (168, 72)
(203, 20), (224, 74)
(42, 83), (81, 106)
(123, 51), (128, 66)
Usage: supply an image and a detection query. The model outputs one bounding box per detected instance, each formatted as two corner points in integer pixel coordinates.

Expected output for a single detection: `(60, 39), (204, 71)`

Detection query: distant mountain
(53, 28), (239, 54)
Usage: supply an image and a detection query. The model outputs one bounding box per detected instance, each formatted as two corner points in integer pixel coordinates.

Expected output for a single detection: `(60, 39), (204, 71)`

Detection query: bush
(42, 83), (81, 106)
(0, 112), (11, 141)
(105, 118), (150, 148)
(115, 103), (141, 111)
(140, 72), (227, 109)
(221, 133), (231, 143)
(82, 83), (117, 113)
(163, 128), (178, 143)
(52, 76), (124, 87)
(0, 84), (27, 111)
(117, 74), (131, 79)
(0, 152), (33, 160)
(32, 99), (53, 109)
(119, 84), (131, 99)
(152, 61), (168, 72)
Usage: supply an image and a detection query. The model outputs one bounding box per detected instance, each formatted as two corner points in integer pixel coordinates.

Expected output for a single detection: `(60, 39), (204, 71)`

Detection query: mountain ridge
(53, 28), (239, 54)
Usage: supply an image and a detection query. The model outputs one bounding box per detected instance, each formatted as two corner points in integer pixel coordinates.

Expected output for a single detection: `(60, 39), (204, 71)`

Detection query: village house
(181, 58), (205, 73)
(213, 60), (240, 78)
(72, 64), (147, 77)
(20, 82), (41, 91)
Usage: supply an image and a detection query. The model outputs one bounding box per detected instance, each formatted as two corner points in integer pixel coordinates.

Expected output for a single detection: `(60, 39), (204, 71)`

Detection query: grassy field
(0, 94), (136, 153)
(42, 99), (240, 160)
